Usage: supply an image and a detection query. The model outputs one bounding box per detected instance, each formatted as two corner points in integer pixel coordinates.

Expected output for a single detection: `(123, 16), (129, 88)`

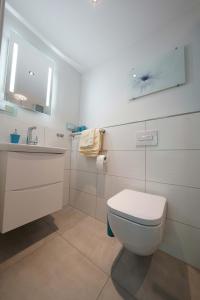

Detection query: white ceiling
(6, 0), (200, 72)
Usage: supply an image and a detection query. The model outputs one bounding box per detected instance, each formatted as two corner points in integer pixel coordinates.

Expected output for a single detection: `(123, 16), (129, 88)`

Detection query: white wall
(80, 8), (200, 128)
(73, 8), (200, 269)
(1, 10), (81, 130)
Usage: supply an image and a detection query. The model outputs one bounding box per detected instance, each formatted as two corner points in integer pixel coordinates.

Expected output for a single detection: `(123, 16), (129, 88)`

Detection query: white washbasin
(0, 143), (67, 154)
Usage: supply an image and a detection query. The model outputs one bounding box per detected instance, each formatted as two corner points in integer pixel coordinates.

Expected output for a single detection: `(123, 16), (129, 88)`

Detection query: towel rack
(70, 128), (105, 137)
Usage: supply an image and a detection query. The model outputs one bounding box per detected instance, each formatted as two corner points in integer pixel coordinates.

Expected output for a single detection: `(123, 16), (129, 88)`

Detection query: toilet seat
(107, 189), (167, 226)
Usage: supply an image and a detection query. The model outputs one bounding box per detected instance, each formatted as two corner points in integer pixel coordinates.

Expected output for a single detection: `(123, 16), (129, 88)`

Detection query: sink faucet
(26, 126), (38, 145)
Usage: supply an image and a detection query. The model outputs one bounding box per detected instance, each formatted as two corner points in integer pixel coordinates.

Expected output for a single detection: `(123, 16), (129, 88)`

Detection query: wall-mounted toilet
(107, 189), (167, 256)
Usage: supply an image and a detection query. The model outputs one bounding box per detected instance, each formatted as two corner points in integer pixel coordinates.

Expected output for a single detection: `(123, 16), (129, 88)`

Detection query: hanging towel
(79, 128), (96, 148)
(79, 128), (103, 157)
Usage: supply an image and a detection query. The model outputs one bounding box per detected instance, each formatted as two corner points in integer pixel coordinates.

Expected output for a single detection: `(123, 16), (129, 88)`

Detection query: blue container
(10, 130), (20, 144)
(79, 125), (87, 132)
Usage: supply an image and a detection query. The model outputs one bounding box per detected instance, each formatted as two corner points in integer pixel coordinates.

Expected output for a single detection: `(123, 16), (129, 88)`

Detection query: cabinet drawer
(5, 152), (65, 191)
(1, 182), (63, 233)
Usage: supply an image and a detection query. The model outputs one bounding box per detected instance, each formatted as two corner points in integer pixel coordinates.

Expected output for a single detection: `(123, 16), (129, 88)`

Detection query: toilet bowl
(107, 189), (167, 256)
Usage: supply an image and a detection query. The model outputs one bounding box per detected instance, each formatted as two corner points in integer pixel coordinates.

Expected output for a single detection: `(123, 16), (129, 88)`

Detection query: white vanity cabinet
(0, 150), (65, 233)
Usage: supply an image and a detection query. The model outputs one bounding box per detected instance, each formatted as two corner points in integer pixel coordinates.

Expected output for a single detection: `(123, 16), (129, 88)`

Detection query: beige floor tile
(188, 265), (200, 300)
(1, 207), (199, 300)
(97, 278), (135, 300)
(45, 205), (87, 233)
(61, 216), (122, 274)
(112, 249), (195, 300)
(0, 236), (108, 300)
(0, 218), (56, 273)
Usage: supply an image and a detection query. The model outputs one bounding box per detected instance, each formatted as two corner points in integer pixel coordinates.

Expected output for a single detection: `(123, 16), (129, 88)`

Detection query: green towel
(107, 218), (114, 237)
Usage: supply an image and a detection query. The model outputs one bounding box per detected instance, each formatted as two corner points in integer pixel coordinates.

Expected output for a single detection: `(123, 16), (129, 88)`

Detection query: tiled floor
(0, 206), (199, 300)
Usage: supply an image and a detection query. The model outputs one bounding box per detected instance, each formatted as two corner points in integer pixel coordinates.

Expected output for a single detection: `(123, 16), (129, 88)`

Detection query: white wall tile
(104, 122), (145, 150)
(69, 188), (96, 217)
(146, 113), (200, 150)
(70, 151), (76, 170)
(106, 150), (145, 180)
(65, 151), (71, 170)
(70, 170), (97, 195)
(97, 175), (113, 199)
(160, 220), (200, 269)
(146, 181), (200, 229)
(71, 151), (97, 173)
(97, 174), (145, 200)
(146, 150), (200, 188)
(44, 128), (71, 149)
(95, 197), (108, 224)
(110, 176), (145, 196)
(63, 170), (70, 206)
(71, 136), (80, 151)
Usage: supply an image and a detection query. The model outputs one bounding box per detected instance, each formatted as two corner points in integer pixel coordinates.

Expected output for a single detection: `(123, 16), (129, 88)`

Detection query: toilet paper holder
(96, 154), (107, 171)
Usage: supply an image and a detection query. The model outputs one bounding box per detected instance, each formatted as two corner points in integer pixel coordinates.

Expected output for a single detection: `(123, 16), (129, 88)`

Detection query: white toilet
(107, 189), (167, 256)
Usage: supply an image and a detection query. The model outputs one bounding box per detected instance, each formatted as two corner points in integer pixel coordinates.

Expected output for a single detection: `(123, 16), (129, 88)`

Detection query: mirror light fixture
(9, 42), (18, 93)
(46, 67), (52, 107)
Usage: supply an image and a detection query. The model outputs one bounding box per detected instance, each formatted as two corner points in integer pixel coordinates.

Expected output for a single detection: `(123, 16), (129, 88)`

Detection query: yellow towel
(79, 128), (96, 148)
(79, 128), (103, 157)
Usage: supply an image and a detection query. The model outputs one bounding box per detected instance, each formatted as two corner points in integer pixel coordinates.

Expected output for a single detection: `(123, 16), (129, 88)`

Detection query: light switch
(136, 130), (158, 146)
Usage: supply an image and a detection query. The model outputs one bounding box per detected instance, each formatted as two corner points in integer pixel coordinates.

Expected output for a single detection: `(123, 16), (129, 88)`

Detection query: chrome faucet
(26, 126), (38, 145)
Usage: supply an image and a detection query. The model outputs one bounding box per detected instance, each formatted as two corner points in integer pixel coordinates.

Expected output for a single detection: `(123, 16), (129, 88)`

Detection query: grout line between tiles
(70, 187), (97, 197)
(145, 148), (200, 151)
(70, 167), (125, 178)
(43, 213), (115, 276)
(145, 121), (147, 193)
(71, 168), (97, 175)
(71, 171), (145, 182)
(69, 204), (107, 226)
(167, 218), (200, 230)
(69, 199), (200, 234)
(98, 110), (200, 129)
(96, 247), (138, 299)
(57, 231), (110, 276)
(72, 148), (200, 152)
(146, 179), (200, 190)
(95, 276), (110, 300)
(68, 149), (72, 205)
(73, 149), (145, 152)
(94, 171), (98, 220)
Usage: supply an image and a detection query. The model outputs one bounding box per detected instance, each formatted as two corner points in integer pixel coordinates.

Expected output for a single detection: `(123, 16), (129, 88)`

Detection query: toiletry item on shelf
(10, 129), (20, 144)
(79, 125), (87, 132)
(71, 125), (87, 133)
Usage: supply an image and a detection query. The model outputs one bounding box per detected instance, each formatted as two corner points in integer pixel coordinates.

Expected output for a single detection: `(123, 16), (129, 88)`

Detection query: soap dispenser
(10, 129), (20, 144)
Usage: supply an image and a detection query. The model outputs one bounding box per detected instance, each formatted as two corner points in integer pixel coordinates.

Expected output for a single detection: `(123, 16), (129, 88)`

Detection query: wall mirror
(0, 3), (54, 115)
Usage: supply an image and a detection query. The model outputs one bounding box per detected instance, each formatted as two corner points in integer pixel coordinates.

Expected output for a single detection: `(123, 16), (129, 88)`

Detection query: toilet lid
(107, 189), (166, 226)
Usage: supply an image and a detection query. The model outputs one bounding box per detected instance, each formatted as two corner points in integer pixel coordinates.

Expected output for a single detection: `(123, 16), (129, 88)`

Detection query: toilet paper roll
(96, 155), (106, 172)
